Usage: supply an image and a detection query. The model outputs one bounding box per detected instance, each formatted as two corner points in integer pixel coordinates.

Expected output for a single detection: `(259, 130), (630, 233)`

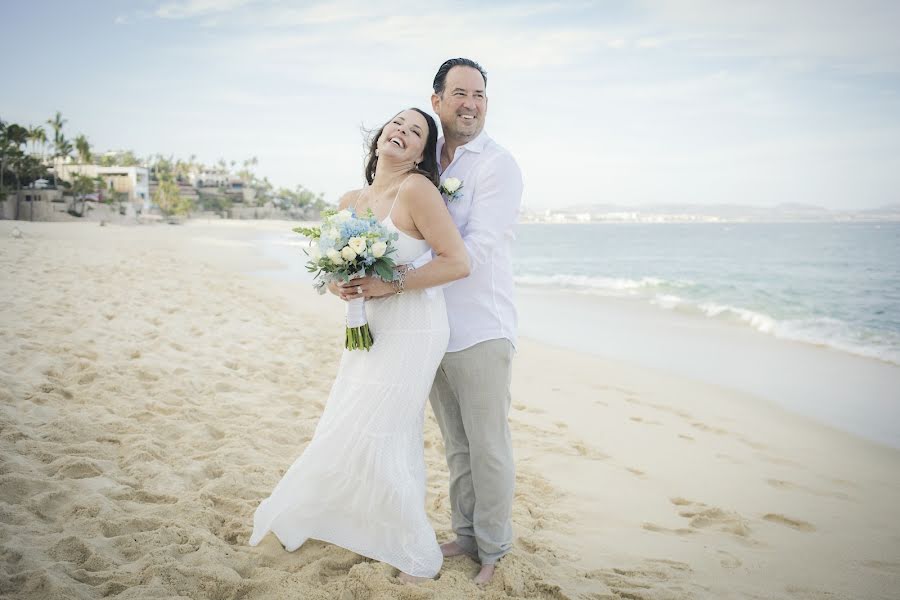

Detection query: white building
(189, 168), (229, 188)
(55, 163), (150, 212)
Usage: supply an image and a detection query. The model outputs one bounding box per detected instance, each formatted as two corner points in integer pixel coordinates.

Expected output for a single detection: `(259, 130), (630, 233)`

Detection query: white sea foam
(698, 302), (778, 334)
(514, 274), (674, 295)
(651, 294), (684, 309)
(515, 273), (900, 366)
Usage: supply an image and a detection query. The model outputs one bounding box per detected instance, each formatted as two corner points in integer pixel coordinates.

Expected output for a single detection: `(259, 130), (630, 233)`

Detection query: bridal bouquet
(294, 209), (399, 350)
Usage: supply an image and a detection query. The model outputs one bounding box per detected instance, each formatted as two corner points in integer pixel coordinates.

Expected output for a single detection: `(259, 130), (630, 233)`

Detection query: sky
(2, 0), (899, 210)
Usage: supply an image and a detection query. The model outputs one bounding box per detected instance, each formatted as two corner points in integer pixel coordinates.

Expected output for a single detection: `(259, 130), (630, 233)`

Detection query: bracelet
(392, 268), (405, 295)
(392, 265), (415, 295)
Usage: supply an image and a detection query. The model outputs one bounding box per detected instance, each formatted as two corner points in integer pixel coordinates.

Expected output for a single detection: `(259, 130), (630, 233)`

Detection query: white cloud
(638, 0), (900, 72)
(51, 1), (900, 209)
(155, 0), (257, 20)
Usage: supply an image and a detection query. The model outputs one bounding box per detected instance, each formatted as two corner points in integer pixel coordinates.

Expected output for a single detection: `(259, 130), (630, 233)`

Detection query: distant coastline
(520, 203), (900, 224)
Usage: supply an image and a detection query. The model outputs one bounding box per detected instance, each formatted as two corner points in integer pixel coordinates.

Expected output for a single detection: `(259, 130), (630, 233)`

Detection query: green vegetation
(153, 174), (193, 217)
(2, 110), (330, 221)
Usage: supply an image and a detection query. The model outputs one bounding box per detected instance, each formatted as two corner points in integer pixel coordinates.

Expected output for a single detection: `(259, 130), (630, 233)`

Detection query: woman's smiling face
(376, 109), (429, 165)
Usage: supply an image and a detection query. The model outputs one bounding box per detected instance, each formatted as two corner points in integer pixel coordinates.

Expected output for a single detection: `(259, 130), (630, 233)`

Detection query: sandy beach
(1, 219), (898, 600)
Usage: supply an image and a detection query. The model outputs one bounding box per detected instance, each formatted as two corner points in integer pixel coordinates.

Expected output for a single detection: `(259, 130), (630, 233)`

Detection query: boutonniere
(439, 177), (464, 202)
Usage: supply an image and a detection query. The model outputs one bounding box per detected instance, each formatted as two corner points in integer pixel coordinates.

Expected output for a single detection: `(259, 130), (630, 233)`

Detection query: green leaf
(293, 226), (321, 238)
(373, 262), (393, 281)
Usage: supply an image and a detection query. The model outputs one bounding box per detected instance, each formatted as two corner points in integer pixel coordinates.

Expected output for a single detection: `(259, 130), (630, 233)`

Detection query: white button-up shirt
(437, 131), (523, 352)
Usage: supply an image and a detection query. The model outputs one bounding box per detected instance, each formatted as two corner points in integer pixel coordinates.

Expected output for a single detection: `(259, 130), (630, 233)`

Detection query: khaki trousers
(429, 338), (515, 565)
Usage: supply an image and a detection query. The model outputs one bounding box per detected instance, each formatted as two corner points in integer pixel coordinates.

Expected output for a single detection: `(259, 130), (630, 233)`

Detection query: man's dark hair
(432, 58), (487, 96)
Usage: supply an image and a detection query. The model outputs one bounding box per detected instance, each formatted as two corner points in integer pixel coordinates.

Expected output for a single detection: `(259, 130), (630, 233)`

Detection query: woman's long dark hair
(364, 108), (440, 187)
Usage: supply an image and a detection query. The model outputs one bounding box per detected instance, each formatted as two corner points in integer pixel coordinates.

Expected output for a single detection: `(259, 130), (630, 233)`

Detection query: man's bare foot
(440, 541), (470, 558)
(398, 572), (430, 584)
(473, 563), (495, 585)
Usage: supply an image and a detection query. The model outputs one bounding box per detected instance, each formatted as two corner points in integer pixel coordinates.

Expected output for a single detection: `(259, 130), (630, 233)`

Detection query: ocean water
(514, 222), (900, 366)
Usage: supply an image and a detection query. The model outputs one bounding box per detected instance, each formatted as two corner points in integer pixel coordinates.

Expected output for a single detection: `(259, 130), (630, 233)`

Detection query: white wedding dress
(249, 205), (447, 577)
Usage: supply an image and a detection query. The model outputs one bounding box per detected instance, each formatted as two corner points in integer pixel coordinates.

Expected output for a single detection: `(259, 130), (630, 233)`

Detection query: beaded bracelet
(392, 265), (415, 295)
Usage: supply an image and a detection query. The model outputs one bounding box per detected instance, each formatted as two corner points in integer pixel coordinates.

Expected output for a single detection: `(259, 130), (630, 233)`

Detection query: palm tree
(0, 123), (29, 219)
(46, 112), (66, 187)
(46, 111), (66, 146)
(4, 124), (29, 191)
(27, 125), (46, 158)
(0, 118), (9, 193)
(53, 136), (73, 188)
(74, 134), (92, 164)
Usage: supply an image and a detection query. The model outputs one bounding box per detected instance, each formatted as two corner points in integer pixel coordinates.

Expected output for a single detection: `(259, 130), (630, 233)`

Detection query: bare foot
(398, 572), (430, 584)
(440, 541), (470, 558)
(473, 564), (495, 585)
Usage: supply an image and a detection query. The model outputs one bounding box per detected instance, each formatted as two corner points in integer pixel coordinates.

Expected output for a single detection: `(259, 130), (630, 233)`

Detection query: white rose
(340, 246), (357, 261)
(348, 236), (367, 255)
(334, 210), (353, 224)
(326, 248), (343, 265)
(443, 177), (462, 194)
(370, 241), (387, 258)
(308, 245), (322, 261)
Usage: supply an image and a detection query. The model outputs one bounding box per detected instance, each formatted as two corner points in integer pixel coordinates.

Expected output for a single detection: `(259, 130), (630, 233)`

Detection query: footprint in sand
(857, 560), (900, 575)
(717, 550), (742, 569)
(77, 371), (98, 385)
(766, 478), (855, 501)
(111, 488), (178, 505)
(641, 522), (696, 536)
(215, 381), (235, 393)
(572, 441), (608, 460)
(47, 457), (103, 479)
(583, 559), (693, 596)
(137, 369), (159, 382)
(679, 506), (752, 538)
(644, 498), (753, 539)
(630, 416), (662, 425)
(645, 401), (693, 419)
(690, 421), (729, 435)
(762, 513), (815, 532)
(99, 516), (166, 538)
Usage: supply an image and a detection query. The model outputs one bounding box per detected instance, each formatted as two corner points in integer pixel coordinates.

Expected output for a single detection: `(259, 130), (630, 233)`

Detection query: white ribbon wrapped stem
(346, 297), (366, 327)
(346, 270), (368, 328)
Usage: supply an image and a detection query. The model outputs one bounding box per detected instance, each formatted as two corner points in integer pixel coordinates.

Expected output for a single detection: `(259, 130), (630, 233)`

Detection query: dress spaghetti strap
(385, 175), (414, 222)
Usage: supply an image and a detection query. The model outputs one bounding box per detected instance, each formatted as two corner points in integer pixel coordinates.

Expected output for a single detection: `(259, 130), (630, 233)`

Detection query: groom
(427, 58), (523, 584)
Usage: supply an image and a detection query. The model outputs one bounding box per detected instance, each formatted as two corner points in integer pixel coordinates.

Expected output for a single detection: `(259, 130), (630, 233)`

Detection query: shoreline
(2, 219), (898, 599)
(515, 287), (900, 450)
(250, 223), (900, 450)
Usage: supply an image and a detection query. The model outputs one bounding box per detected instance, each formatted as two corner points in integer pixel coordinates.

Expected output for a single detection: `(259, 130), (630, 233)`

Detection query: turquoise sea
(514, 222), (900, 366)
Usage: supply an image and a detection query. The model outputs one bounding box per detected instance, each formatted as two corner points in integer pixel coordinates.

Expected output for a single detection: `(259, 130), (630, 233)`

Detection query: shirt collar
(436, 130), (491, 162)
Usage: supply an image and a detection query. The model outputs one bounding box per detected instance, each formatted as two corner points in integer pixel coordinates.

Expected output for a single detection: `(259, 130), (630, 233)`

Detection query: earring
(414, 162), (420, 169)
(375, 149), (380, 156)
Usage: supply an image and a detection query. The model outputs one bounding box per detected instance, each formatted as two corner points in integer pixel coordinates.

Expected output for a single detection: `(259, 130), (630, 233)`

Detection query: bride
(248, 107), (470, 581)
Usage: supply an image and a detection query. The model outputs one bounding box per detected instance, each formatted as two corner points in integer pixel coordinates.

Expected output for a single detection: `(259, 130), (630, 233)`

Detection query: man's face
(431, 66), (487, 142)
